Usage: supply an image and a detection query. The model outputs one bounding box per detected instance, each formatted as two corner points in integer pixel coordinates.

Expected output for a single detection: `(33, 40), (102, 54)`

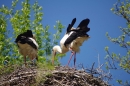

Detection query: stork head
(52, 45), (61, 65)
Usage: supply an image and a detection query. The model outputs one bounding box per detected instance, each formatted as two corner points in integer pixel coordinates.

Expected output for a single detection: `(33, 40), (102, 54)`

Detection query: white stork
(52, 18), (90, 67)
(15, 30), (39, 66)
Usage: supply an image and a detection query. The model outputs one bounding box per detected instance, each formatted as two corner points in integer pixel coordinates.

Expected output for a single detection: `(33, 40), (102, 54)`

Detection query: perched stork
(52, 18), (90, 67)
(52, 18), (76, 65)
(15, 30), (39, 66)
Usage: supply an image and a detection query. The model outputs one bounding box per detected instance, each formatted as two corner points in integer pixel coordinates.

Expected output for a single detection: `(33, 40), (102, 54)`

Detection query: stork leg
(67, 51), (75, 66)
(24, 56), (27, 66)
(34, 55), (38, 66)
(74, 52), (76, 68)
(36, 54), (38, 61)
(31, 58), (36, 66)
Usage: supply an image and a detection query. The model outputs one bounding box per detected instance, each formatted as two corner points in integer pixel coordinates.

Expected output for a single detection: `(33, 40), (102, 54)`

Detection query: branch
(106, 51), (117, 69)
(115, 1), (130, 23)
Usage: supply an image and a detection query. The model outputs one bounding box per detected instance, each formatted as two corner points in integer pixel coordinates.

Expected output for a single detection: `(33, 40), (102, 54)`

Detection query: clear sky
(0, 0), (129, 85)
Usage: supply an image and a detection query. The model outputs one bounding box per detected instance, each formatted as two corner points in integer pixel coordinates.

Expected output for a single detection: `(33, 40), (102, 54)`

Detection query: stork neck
(53, 45), (68, 54)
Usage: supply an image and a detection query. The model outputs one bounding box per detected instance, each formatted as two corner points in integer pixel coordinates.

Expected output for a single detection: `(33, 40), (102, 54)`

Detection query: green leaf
(126, 41), (130, 46)
(105, 46), (109, 51)
(117, 80), (122, 84)
(110, 8), (114, 11)
(127, 50), (130, 55)
(112, 52), (116, 58)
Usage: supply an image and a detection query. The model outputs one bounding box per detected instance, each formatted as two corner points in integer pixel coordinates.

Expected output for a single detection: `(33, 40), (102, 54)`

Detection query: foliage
(105, 0), (130, 85)
(0, 0), (64, 70)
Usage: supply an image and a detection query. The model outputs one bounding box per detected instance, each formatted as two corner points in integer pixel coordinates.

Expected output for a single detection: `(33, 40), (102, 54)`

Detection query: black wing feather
(64, 32), (78, 47)
(77, 18), (90, 32)
(15, 30), (33, 43)
(26, 38), (37, 49)
(15, 34), (25, 43)
(15, 30), (37, 49)
(17, 36), (37, 49)
(67, 18), (76, 33)
(64, 18), (90, 47)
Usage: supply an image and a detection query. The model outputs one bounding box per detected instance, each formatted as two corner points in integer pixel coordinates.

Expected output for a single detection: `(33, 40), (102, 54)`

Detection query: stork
(15, 30), (39, 66)
(52, 18), (90, 67)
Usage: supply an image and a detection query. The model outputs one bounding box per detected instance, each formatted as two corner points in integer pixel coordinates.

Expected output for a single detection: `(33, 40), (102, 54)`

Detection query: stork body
(52, 18), (90, 66)
(15, 30), (38, 66)
(64, 18), (90, 67)
(52, 30), (89, 66)
(67, 34), (89, 66)
(52, 32), (71, 64)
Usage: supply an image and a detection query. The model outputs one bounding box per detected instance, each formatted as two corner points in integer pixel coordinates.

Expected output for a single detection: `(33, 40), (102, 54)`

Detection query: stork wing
(26, 30), (33, 37)
(26, 38), (38, 49)
(66, 18), (76, 33)
(16, 35), (38, 49)
(77, 18), (90, 32)
(64, 32), (77, 47)
(64, 32), (89, 47)
(15, 34), (25, 43)
(15, 30), (33, 43)
(64, 18), (90, 47)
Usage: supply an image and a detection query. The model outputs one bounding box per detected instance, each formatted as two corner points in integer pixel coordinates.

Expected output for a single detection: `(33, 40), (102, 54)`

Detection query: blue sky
(0, 0), (129, 85)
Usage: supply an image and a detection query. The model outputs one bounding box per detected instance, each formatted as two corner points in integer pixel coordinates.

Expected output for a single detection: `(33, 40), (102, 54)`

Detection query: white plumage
(52, 18), (90, 67)
(18, 38), (38, 62)
(52, 28), (90, 66)
(15, 30), (38, 66)
(69, 33), (90, 52)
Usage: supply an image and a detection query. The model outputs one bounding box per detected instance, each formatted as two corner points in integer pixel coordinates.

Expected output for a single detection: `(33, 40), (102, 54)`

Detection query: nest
(0, 67), (36, 86)
(43, 66), (109, 86)
(0, 66), (109, 86)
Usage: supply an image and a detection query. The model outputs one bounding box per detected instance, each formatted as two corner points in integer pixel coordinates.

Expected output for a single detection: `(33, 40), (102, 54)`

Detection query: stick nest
(0, 66), (109, 86)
